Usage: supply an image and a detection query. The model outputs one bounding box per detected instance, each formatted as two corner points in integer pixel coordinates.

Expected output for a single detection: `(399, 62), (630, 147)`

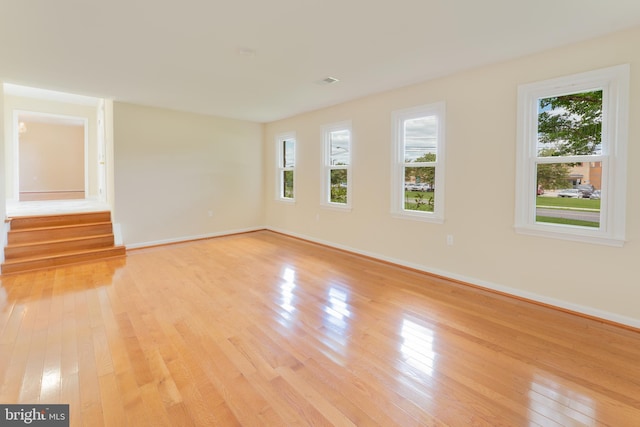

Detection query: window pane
(535, 163), (600, 228)
(404, 116), (437, 162)
(330, 130), (350, 166)
(404, 166), (435, 212)
(404, 166), (435, 190)
(282, 170), (294, 198)
(283, 139), (295, 167)
(330, 169), (347, 204)
(537, 90), (603, 157)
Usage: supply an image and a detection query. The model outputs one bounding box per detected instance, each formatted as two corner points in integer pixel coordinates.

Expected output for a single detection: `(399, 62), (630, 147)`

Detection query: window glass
(404, 116), (437, 162)
(533, 90), (603, 229)
(536, 163), (600, 228)
(330, 169), (348, 204)
(537, 91), (603, 157)
(330, 130), (350, 166)
(282, 170), (294, 199)
(404, 166), (435, 212)
(283, 139), (295, 167)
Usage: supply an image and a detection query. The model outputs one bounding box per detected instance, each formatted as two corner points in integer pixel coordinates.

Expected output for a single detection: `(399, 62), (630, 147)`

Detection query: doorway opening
(16, 111), (87, 201)
(3, 83), (110, 217)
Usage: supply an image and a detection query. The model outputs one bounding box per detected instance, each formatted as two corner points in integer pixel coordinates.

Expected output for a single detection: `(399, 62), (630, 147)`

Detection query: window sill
(514, 225), (625, 247)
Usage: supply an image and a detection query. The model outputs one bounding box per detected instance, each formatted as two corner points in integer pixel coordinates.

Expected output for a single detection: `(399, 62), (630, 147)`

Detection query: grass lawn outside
(536, 196), (600, 227)
(404, 203), (434, 212)
(401, 194), (599, 217)
(404, 190), (434, 212)
(536, 196), (600, 210)
(536, 216), (599, 228)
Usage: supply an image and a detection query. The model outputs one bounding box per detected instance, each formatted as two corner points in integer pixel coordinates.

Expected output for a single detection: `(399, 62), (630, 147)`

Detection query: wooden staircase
(2, 211), (126, 275)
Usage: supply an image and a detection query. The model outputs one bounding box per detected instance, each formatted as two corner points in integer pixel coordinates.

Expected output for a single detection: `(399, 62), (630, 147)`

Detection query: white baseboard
(267, 226), (640, 330)
(125, 226), (266, 250)
(0, 221), (9, 263)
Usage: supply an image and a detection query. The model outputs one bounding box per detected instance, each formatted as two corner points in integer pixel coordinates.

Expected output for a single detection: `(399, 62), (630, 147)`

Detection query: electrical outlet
(446, 234), (454, 246)
(208, 210), (214, 217)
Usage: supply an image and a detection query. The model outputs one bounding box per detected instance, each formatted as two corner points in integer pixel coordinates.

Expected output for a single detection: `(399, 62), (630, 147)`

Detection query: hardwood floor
(1, 230), (639, 426)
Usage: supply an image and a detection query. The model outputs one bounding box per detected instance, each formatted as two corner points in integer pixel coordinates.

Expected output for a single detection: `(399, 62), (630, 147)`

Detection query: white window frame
(391, 102), (446, 223)
(321, 121), (352, 211)
(515, 64), (629, 246)
(275, 132), (296, 203)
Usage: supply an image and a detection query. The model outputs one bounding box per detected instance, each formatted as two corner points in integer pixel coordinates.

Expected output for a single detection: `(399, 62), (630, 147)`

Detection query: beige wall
(19, 121), (84, 194)
(3, 95), (98, 200)
(264, 27), (640, 326)
(0, 83), (5, 262)
(113, 102), (264, 246)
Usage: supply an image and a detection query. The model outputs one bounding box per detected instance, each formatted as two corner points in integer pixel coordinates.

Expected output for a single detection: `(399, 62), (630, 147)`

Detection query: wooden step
(1, 246), (126, 275)
(7, 222), (114, 245)
(8, 211), (112, 230)
(2, 210), (126, 275)
(4, 234), (115, 260)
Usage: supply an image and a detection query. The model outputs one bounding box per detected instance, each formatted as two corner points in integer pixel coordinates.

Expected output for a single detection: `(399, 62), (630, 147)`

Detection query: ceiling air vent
(317, 76), (340, 85)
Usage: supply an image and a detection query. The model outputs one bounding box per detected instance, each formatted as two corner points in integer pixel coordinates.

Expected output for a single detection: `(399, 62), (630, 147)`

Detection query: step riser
(1, 247), (127, 275)
(8, 223), (114, 245)
(4, 235), (115, 260)
(9, 211), (112, 230)
(2, 211), (126, 275)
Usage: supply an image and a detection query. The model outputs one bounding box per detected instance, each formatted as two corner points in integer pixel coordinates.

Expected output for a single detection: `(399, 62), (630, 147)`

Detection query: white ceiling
(2, 0), (640, 123)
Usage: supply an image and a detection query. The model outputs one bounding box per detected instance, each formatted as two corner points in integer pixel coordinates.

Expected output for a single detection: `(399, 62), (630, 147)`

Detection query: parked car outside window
(406, 183), (431, 191)
(557, 189), (582, 198)
(576, 184), (595, 198)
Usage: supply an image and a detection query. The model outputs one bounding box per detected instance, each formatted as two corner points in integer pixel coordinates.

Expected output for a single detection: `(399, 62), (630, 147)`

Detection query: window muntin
(515, 65), (629, 246)
(322, 122), (352, 209)
(276, 133), (295, 202)
(392, 103), (445, 222)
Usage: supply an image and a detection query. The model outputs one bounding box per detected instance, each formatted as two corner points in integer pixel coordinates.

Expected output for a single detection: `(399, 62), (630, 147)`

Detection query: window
(322, 121), (352, 210)
(276, 132), (295, 202)
(515, 65), (629, 246)
(391, 102), (445, 222)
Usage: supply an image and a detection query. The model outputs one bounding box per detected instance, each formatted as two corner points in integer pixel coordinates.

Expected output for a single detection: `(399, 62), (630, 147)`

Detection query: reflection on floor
(6, 199), (111, 217)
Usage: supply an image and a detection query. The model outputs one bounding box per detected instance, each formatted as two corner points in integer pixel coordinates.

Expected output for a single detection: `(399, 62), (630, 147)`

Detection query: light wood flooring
(1, 230), (639, 426)
(6, 199), (111, 217)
